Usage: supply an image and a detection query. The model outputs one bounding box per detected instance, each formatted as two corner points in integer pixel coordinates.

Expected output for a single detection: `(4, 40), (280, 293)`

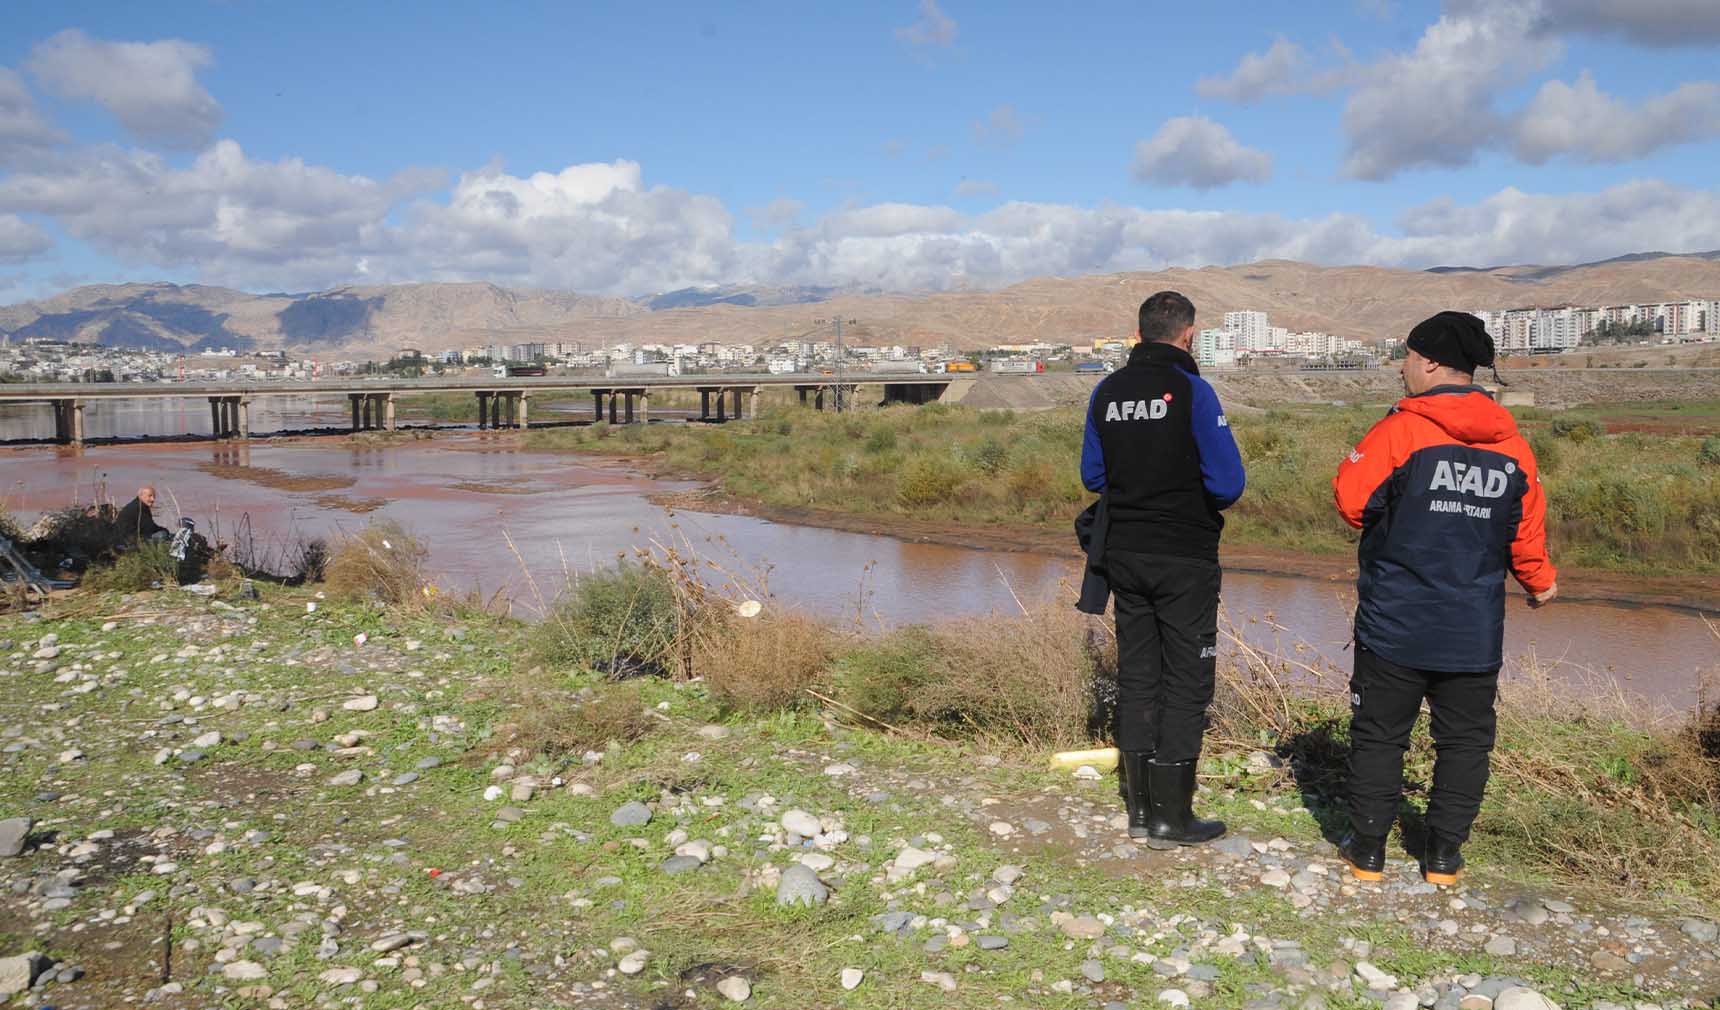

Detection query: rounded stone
(610, 801), (652, 827)
(780, 809), (821, 837)
(775, 865), (829, 907)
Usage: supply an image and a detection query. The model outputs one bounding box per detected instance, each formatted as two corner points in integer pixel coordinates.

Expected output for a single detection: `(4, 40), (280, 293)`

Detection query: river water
(2, 433), (1714, 711)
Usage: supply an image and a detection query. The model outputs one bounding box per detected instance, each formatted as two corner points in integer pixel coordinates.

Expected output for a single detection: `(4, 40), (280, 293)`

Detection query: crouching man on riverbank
(1332, 311), (1558, 885)
(1080, 291), (1246, 848)
(114, 486), (170, 545)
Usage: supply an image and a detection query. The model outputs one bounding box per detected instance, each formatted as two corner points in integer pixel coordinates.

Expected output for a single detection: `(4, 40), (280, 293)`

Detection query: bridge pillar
(622, 391), (635, 424)
(698, 389), (711, 421)
(348, 394), (362, 432)
(490, 392), (503, 429)
(637, 391), (649, 424)
(476, 392), (491, 430)
(714, 389), (727, 422)
(748, 386), (761, 420)
(814, 386), (826, 411)
(515, 392), (529, 429)
(592, 390), (605, 422)
(382, 393), (396, 431)
(51, 398), (84, 446)
(608, 391), (619, 424)
(236, 397), (250, 438)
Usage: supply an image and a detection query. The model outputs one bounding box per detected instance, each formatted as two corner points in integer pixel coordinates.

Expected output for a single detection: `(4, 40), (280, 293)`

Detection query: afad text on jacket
(1081, 341), (1245, 560)
(1333, 385), (1557, 673)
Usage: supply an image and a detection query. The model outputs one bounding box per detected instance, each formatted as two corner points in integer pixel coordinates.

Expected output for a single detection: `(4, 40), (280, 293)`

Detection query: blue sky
(2, 0), (1720, 299)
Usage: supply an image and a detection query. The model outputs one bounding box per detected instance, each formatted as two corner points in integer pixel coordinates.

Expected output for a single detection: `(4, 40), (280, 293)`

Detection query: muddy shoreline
(648, 486), (1720, 614)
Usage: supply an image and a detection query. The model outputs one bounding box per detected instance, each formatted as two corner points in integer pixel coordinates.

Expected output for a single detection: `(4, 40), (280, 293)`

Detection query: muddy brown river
(3, 431), (1715, 712)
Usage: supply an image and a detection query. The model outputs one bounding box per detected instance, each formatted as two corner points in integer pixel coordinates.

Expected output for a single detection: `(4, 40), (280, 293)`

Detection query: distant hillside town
(1468, 299), (1720, 353)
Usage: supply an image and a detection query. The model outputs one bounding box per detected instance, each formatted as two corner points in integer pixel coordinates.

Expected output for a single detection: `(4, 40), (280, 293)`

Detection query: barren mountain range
(4, 252), (1719, 356)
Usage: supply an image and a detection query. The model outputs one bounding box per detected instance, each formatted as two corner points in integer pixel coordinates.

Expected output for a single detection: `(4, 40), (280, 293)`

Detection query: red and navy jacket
(1080, 341), (1245, 560)
(1333, 385), (1556, 672)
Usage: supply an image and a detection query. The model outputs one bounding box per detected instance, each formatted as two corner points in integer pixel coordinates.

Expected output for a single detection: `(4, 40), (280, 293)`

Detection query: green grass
(5, 582), (1715, 1009)
(523, 399), (1720, 575)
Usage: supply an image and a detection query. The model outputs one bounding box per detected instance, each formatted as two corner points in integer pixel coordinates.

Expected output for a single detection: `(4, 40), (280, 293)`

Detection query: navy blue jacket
(1335, 386), (1557, 672)
(1080, 342), (1245, 560)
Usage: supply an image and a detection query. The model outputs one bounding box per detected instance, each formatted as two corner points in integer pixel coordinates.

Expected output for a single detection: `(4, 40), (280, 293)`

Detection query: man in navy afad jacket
(1080, 291), (1246, 849)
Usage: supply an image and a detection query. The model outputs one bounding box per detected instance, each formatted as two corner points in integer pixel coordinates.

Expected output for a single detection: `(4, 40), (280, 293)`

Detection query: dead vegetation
(694, 610), (835, 713)
(322, 521), (432, 606)
(478, 673), (656, 762)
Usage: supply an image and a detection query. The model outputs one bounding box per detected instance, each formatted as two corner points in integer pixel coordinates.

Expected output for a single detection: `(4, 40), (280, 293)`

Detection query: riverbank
(2, 552), (1716, 1008)
(647, 486), (1720, 612)
(522, 397), (1720, 609)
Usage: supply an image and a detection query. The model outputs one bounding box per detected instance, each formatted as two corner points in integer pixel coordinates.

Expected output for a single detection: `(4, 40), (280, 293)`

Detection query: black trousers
(1347, 645), (1499, 843)
(1109, 550), (1220, 763)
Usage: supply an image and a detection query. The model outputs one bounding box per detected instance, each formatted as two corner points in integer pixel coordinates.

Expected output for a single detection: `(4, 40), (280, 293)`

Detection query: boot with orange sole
(1337, 832), (1387, 882)
(1422, 833), (1465, 886)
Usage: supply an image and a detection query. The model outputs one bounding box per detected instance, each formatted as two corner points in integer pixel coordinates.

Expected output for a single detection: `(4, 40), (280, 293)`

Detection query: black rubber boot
(1142, 759), (1226, 849)
(1337, 831), (1388, 882)
(1422, 833), (1466, 886)
(1120, 751), (1153, 839)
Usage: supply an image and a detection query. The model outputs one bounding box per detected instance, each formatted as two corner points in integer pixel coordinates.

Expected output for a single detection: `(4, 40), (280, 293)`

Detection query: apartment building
(1194, 327), (1237, 368)
(1222, 310), (1271, 351)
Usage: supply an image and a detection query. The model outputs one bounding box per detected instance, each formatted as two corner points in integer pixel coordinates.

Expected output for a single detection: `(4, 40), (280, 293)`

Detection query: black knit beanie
(1406, 311), (1495, 373)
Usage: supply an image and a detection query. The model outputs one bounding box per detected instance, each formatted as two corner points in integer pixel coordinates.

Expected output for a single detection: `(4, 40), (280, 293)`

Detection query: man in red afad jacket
(1332, 311), (1557, 886)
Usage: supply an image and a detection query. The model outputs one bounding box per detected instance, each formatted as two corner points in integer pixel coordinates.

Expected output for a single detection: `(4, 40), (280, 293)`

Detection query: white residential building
(1194, 327), (1237, 368)
(1222, 310), (1270, 351)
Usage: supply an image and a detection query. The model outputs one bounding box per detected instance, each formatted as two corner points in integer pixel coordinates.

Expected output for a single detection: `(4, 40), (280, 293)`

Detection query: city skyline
(2, 2), (1720, 302)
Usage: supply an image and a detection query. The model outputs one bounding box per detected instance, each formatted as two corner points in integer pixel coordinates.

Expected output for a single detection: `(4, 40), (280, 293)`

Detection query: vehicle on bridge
(990, 358), (1044, 374)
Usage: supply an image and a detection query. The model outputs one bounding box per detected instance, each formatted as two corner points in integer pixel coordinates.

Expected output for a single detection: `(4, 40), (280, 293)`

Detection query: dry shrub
(695, 610), (834, 713)
(322, 521), (430, 605)
(1479, 657), (1720, 892)
(914, 608), (1096, 749)
(481, 674), (655, 761)
(831, 606), (1098, 750)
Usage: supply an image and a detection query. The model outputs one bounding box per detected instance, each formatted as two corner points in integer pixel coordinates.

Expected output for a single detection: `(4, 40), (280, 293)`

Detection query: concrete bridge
(0, 372), (962, 445)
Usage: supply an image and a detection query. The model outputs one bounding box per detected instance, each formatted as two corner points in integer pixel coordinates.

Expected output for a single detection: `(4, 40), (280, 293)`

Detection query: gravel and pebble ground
(1, 589), (1715, 1008)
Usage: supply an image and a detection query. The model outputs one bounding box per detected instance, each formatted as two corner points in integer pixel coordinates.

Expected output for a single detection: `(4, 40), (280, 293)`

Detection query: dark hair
(1138, 291), (1195, 343)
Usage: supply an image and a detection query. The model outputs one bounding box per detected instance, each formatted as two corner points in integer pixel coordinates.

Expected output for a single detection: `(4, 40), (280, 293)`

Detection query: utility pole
(834, 317), (844, 413)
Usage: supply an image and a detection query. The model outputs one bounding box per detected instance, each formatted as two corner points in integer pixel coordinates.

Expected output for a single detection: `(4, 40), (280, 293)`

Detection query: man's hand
(1527, 582), (1558, 608)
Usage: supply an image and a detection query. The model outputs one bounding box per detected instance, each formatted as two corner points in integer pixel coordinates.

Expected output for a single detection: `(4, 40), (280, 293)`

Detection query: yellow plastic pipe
(1048, 747), (1118, 773)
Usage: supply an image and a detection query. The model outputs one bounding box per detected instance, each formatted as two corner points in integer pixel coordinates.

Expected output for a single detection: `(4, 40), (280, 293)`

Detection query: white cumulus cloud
(0, 213), (52, 264)
(0, 68), (63, 166)
(27, 29), (222, 149)
(1340, 0), (1558, 180)
(4, 139), (1720, 293)
(1513, 72), (1720, 163)
(1131, 117), (1272, 189)
(1196, 38), (1311, 102)
(0, 140), (443, 290)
